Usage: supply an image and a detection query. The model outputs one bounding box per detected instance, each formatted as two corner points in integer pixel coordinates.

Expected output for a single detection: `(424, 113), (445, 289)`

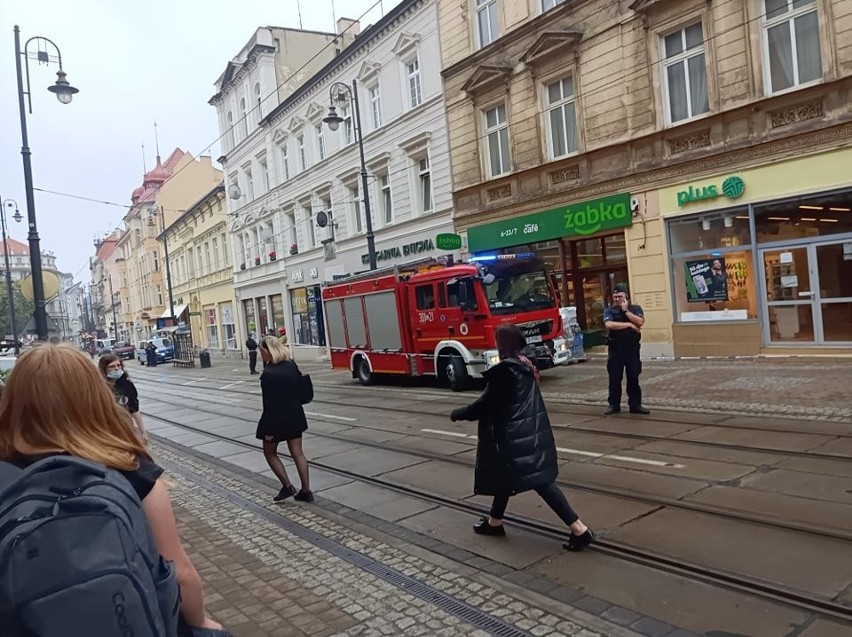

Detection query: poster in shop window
(685, 258), (729, 302)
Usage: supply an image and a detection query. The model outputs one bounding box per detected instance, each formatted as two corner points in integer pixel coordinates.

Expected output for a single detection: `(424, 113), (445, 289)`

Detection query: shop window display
(755, 192), (852, 243)
(290, 286), (324, 346)
(671, 251), (757, 321)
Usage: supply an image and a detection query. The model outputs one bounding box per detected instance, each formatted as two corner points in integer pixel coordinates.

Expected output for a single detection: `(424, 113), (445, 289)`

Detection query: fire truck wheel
(356, 357), (374, 385)
(445, 354), (469, 392)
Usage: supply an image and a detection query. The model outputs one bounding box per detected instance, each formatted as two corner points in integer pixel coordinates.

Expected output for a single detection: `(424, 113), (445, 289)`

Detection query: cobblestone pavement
(173, 353), (852, 421)
(158, 442), (640, 637)
(537, 356), (852, 421)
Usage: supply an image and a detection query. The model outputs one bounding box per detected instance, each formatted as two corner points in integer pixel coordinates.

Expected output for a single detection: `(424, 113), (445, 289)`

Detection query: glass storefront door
(761, 239), (852, 345)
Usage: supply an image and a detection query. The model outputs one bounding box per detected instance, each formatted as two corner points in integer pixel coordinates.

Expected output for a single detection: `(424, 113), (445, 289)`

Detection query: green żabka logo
(563, 199), (629, 235)
(677, 176), (745, 207)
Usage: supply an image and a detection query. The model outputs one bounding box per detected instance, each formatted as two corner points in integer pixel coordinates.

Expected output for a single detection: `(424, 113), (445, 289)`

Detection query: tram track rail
(133, 376), (852, 464)
(146, 409), (852, 627)
(138, 389), (852, 543)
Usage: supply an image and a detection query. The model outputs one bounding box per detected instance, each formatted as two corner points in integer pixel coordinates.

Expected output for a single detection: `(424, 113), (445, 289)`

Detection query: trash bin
(199, 350), (211, 368)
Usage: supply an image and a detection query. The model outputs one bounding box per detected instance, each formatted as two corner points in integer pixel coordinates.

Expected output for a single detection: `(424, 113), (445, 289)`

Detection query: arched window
(254, 82), (262, 120)
(240, 98), (248, 138)
(225, 111), (234, 150)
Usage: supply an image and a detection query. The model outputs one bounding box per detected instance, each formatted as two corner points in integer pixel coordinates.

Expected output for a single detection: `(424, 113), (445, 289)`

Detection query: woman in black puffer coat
(451, 324), (594, 551)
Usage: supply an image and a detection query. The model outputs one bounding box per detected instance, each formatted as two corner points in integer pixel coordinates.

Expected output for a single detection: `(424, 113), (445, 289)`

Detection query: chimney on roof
(337, 17), (360, 37)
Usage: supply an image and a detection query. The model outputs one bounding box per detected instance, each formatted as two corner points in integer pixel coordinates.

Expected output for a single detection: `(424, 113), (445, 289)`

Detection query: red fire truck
(321, 253), (571, 391)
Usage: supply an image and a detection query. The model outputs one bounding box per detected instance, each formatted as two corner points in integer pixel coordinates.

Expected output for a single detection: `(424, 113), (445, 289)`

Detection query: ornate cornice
(454, 122), (852, 229)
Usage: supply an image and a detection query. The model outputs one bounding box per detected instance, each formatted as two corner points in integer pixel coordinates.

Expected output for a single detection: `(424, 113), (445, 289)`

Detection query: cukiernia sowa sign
(467, 193), (632, 253)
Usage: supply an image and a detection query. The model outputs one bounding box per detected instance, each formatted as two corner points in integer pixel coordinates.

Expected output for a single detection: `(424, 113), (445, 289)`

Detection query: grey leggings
(489, 482), (579, 526)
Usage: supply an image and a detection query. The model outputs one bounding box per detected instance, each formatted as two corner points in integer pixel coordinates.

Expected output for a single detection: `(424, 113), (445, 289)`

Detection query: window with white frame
(476, 0), (499, 48)
(258, 155), (269, 192)
(407, 56), (423, 108)
(212, 237), (220, 269)
(662, 22), (709, 124)
(316, 123), (326, 160)
(545, 76), (579, 159)
(379, 174), (393, 225)
(302, 204), (316, 247)
(297, 135), (306, 170)
(204, 242), (212, 271)
(763, 0), (821, 93)
(280, 143), (290, 181)
(225, 111), (234, 150)
(239, 97), (248, 138)
(484, 104), (510, 178)
(220, 233), (229, 267)
(205, 308), (219, 348)
(254, 82), (262, 119)
(285, 209), (297, 253)
(156, 285), (163, 307)
(418, 156), (432, 213)
(342, 106), (353, 145)
(244, 166), (254, 200)
(369, 83), (382, 129)
(221, 303), (236, 349)
(350, 183), (363, 233)
(541, 0), (564, 10)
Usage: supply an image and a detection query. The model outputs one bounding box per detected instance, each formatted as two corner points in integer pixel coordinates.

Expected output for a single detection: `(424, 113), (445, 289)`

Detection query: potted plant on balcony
(269, 250), (277, 261)
(254, 256), (261, 266)
(289, 243), (298, 256)
(239, 262), (246, 270)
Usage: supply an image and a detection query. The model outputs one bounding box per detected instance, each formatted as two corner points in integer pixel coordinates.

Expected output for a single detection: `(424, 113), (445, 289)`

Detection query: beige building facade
(117, 149), (222, 341)
(439, 0), (852, 356)
(164, 183), (242, 354)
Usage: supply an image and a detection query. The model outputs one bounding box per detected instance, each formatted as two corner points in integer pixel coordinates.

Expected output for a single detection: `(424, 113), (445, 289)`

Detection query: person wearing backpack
(0, 343), (229, 636)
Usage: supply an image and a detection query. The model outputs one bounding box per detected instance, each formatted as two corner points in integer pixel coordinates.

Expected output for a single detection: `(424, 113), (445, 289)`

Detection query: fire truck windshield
(481, 260), (556, 316)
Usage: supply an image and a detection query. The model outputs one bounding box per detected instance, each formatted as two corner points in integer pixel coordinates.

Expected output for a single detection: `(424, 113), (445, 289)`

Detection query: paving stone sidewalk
(153, 354), (852, 421)
(159, 441), (642, 637)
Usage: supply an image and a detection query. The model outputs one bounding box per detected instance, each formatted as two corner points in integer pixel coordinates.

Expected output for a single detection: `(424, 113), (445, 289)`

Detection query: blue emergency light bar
(469, 252), (536, 263)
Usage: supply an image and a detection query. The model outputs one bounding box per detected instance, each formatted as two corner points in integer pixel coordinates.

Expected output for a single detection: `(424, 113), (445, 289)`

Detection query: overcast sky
(0, 0), (391, 281)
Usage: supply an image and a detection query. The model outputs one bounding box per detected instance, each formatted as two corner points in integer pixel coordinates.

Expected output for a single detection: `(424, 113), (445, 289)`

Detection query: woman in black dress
(257, 336), (312, 502)
(99, 354), (148, 445)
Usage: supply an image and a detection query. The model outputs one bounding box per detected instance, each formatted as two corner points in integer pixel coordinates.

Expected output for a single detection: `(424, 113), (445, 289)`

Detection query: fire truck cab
(322, 254), (570, 391)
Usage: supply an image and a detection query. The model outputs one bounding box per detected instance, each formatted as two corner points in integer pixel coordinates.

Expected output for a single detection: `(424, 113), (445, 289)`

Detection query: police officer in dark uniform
(246, 334), (259, 374)
(603, 284), (650, 415)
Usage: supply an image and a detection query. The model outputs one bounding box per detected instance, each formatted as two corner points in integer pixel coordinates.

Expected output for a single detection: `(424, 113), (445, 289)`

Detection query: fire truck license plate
(526, 334), (543, 343)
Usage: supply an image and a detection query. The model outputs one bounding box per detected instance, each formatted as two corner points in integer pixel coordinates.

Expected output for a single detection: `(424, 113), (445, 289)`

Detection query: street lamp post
(14, 25), (79, 341)
(149, 207), (176, 325)
(322, 80), (377, 270)
(1, 199), (24, 355)
(106, 274), (119, 340)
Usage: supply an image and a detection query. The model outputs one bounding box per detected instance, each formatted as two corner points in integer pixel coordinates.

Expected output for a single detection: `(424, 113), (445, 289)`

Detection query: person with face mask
(99, 354), (148, 445)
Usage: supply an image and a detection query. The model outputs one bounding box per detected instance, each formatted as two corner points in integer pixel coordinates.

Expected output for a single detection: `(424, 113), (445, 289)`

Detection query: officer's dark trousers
(607, 345), (642, 409)
(248, 350), (258, 373)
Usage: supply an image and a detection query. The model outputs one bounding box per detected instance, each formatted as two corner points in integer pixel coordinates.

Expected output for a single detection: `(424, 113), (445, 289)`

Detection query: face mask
(107, 369), (124, 380)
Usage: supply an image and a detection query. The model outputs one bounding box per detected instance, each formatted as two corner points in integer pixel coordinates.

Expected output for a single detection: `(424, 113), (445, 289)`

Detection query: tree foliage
(0, 281), (35, 339)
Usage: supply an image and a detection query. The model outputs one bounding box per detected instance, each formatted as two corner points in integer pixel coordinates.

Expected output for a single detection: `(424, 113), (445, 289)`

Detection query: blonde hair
(260, 336), (292, 364)
(0, 343), (148, 471)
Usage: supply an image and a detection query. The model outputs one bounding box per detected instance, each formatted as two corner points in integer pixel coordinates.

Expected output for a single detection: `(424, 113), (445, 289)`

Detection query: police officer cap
(614, 283), (629, 294)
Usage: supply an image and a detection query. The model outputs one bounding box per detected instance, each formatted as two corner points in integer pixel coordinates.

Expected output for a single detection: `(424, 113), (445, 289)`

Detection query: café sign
(467, 193), (632, 253)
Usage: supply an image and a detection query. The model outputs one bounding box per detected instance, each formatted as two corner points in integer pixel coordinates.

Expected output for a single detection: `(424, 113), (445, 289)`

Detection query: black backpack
(0, 455), (180, 636)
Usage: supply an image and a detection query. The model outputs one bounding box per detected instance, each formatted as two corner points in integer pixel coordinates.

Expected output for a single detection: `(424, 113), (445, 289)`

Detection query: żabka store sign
(467, 193), (632, 253)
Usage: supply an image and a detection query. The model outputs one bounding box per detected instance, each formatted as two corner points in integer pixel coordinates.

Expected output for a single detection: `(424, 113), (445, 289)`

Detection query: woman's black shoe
(473, 517), (506, 536)
(273, 485), (298, 502)
(294, 490), (314, 502)
(563, 529), (595, 551)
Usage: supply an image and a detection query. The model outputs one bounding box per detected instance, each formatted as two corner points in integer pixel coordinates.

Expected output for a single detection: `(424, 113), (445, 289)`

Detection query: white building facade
(213, 0), (454, 357)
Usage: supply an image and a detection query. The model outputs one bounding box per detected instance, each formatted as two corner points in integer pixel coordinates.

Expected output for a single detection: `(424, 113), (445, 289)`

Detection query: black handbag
(298, 373), (314, 404)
